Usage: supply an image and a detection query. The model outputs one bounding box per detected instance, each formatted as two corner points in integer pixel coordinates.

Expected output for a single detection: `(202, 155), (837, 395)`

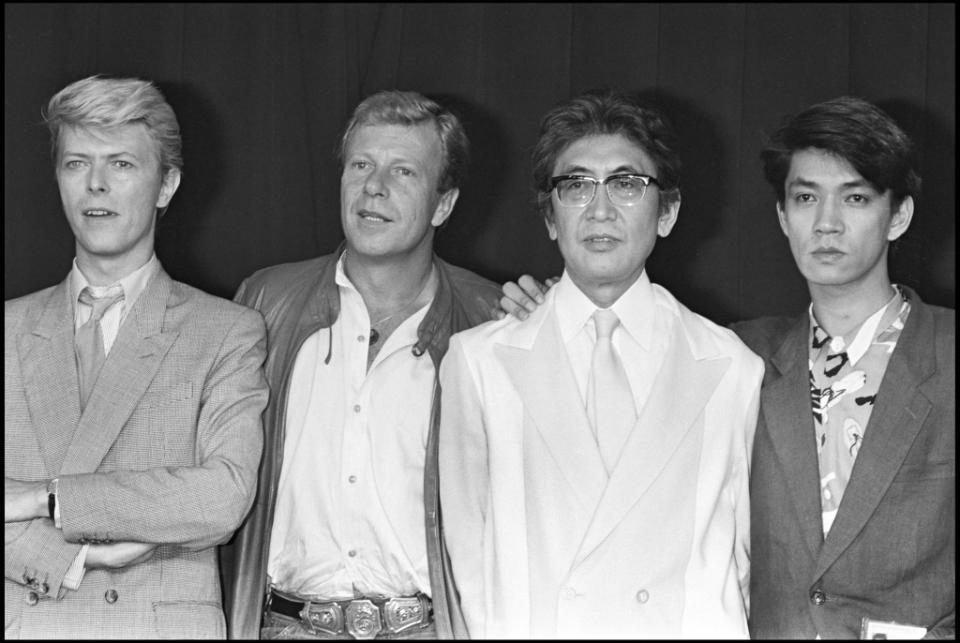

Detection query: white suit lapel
(576, 320), (730, 565)
(494, 303), (607, 514)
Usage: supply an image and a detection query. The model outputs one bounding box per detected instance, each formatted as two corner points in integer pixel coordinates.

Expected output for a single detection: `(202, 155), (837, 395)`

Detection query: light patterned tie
(586, 309), (637, 473)
(75, 286), (124, 409)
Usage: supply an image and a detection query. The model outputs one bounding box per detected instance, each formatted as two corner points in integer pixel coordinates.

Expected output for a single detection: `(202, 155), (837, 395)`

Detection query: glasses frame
(549, 173), (662, 207)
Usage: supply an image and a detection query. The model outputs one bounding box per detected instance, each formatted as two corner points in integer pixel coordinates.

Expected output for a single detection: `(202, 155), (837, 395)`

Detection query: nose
(586, 184), (616, 221)
(363, 168), (388, 198)
(86, 164), (109, 194)
(813, 198), (843, 235)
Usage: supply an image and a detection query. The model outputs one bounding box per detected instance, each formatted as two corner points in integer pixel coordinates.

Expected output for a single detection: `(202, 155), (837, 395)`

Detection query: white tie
(586, 309), (637, 473)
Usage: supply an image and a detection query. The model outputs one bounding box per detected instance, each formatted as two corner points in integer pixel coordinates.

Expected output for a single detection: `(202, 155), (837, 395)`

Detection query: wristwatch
(47, 478), (58, 521)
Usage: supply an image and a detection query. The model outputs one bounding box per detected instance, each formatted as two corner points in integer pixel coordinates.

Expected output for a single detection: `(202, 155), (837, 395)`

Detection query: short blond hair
(43, 75), (182, 176)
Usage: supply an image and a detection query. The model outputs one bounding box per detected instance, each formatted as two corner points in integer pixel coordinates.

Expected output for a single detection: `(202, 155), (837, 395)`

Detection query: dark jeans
(261, 611), (437, 640)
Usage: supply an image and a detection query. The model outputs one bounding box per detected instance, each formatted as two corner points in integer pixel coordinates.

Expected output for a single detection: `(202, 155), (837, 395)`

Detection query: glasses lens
(607, 176), (646, 205)
(556, 178), (596, 206)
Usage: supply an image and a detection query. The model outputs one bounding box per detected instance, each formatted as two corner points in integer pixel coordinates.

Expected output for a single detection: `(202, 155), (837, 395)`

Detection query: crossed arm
(5, 309), (268, 590)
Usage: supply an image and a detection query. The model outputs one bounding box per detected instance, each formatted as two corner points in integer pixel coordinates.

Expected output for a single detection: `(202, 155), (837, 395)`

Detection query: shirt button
(810, 589), (826, 606)
(25, 591), (39, 606)
(354, 404), (361, 413)
(357, 335), (365, 343)
(635, 589), (649, 603)
(348, 475), (357, 483)
(105, 589), (119, 604)
(348, 549), (357, 558)
(560, 587), (576, 599)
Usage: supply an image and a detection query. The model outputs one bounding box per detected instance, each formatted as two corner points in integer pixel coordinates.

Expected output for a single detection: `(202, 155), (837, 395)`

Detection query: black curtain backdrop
(5, 3), (955, 323)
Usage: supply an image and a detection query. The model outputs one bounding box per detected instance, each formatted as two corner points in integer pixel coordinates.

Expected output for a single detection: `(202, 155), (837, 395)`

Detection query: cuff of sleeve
(62, 544), (89, 590)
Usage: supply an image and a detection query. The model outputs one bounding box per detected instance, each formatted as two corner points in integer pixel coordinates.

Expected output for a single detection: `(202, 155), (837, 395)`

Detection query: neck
(809, 278), (896, 337)
(343, 245), (435, 310)
(572, 272), (642, 309)
(76, 249), (152, 287)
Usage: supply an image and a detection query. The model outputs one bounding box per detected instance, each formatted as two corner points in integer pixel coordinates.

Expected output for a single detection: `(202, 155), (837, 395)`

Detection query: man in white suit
(438, 90), (763, 638)
(4, 75), (267, 638)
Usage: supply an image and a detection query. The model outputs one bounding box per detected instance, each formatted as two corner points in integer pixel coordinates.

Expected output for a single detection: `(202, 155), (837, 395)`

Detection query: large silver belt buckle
(300, 601), (344, 636)
(383, 596), (424, 634)
(345, 599), (382, 639)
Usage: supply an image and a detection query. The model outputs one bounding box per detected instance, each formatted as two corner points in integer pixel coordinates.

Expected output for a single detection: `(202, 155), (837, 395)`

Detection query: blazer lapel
(762, 314), (824, 562)
(494, 308), (607, 514)
(18, 280), (83, 476)
(813, 297), (935, 580)
(59, 269), (180, 476)
(575, 321), (729, 564)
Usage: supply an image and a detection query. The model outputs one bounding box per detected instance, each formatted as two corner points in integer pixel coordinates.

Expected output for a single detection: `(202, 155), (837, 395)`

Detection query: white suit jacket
(439, 283), (762, 639)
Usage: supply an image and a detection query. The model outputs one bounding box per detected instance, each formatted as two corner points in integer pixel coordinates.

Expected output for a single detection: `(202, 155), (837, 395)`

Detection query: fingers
(517, 274), (548, 302)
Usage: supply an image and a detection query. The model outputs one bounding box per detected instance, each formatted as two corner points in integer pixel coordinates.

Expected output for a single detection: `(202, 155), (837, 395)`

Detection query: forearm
(58, 452), (260, 548)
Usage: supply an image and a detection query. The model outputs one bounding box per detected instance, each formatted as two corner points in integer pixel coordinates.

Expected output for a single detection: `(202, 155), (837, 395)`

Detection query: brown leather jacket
(220, 246), (500, 638)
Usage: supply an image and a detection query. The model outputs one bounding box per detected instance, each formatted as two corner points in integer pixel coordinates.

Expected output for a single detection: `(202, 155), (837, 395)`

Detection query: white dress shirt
(268, 254), (436, 599)
(554, 269), (669, 420)
(62, 254), (160, 589)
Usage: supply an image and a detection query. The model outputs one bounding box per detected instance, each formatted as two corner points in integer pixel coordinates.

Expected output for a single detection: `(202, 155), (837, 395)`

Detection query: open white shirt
(268, 253), (436, 599)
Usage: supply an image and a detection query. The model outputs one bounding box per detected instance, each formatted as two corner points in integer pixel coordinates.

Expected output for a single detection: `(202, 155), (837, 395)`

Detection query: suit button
(105, 589), (119, 604)
(25, 591), (39, 606)
(810, 589), (826, 606)
(635, 589), (649, 603)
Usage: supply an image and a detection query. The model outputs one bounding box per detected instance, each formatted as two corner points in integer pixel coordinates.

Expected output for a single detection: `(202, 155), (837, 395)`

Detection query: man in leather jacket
(220, 90), (500, 640)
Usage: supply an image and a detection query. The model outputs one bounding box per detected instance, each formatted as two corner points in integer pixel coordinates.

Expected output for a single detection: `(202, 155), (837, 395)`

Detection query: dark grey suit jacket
(733, 287), (955, 639)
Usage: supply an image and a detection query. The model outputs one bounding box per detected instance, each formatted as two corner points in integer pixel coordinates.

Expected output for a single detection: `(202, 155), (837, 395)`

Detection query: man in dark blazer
(733, 96), (954, 639)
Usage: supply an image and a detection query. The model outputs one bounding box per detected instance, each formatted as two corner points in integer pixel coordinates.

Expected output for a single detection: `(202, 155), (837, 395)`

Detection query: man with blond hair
(221, 90), (501, 639)
(5, 75), (268, 638)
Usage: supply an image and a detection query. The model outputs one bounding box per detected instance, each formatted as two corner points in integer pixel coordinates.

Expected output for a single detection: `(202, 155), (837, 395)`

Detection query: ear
(887, 195), (914, 241)
(657, 197), (680, 238)
(776, 201), (788, 236)
(156, 168), (181, 209)
(545, 215), (558, 241)
(431, 188), (459, 227)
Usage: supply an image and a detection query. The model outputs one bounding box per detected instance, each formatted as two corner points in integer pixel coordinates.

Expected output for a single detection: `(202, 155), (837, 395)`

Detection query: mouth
(357, 209), (391, 224)
(812, 247), (844, 256)
(82, 208), (118, 218)
(582, 233), (621, 249)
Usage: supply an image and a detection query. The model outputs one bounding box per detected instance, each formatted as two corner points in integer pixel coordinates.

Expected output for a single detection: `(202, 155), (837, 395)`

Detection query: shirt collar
(70, 254), (160, 315)
(554, 269), (655, 350)
(809, 284), (905, 366)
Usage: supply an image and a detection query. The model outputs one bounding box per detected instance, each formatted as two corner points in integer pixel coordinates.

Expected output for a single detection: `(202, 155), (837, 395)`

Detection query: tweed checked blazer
(733, 287), (955, 639)
(4, 267), (268, 639)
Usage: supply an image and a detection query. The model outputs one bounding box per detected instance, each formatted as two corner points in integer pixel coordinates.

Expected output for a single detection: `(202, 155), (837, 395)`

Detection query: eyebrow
(787, 177), (874, 190)
(61, 150), (140, 160)
(557, 164), (640, 176)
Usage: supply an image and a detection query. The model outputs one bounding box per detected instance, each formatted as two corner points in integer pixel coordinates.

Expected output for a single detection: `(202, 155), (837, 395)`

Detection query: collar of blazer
(493, 288), (731, 566)
(760, 286), (940, 577)
(19, 268), (181, 477)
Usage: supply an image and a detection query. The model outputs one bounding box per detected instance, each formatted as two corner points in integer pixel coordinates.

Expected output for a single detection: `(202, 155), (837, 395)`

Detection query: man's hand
(496, 275), (558, 320)
(85, 542), (158, 570)
(5, 477), (48, 523)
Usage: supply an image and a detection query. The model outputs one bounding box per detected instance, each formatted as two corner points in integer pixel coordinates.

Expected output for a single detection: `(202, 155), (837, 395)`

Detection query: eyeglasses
(550, 173), (661, 207)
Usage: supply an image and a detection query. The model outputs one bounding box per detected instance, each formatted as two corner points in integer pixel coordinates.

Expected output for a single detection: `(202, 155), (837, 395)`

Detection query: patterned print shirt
(809, 285), (911, 537)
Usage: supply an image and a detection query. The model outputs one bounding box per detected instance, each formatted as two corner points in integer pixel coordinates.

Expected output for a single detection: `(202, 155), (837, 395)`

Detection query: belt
(266, 589), (432, 639)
